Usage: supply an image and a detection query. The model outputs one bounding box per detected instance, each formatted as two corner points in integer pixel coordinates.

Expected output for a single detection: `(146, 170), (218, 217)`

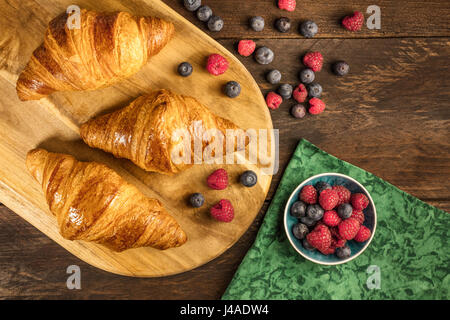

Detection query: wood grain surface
(0, 0), (449, 299)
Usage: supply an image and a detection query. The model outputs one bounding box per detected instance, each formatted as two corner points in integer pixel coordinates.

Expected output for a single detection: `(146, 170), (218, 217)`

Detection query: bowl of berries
(284, 173), (376, 265)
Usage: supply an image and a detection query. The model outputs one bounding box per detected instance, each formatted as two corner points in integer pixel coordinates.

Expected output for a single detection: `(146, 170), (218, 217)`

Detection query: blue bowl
(284, 173), (377, 265)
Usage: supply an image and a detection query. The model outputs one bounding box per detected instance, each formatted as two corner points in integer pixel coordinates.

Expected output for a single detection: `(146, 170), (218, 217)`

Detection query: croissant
(16, 9), (174, 101)
(26, 148), (187, 252)
(80, 89), (245, 174)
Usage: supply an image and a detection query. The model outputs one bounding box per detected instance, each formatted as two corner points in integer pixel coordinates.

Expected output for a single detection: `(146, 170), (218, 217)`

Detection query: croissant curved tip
(26, 148), (49, 183)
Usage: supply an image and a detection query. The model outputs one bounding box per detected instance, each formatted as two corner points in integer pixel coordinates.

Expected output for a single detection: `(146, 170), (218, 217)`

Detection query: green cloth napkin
(222, 139), (449, 300)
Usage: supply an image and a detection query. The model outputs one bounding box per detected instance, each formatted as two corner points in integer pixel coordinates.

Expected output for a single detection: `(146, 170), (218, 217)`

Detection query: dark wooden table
(0, 0), (449, 299)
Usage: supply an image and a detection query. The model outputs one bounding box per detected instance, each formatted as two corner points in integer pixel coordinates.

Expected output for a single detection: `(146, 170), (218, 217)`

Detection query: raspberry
(306, 224), (331, 251)
(342, 11), (364, 32)
(338, 218), (360, 240)
(332, 185), (351, 205)
(206, 53), (229, 76)
(323, 210), (341, 227)
(354, 225), (372, 242)
(351, 193), (369, 210)
(308, 98), (325, 115)
(303, 52), (323, 72)
(352, 209), (365, 225)
(207, 168), (228, 190)
(278, 0), (296, 12)
(266, 92), (282, 110)
(319, 189), (339, 210)
(331, 237), (346, 249)
(319, 246), (335, 255)
(299, 185), (317, 204)
(210, 199), (234, 222)
(238, 40), (256, 57)
(293, 84), (308, 103)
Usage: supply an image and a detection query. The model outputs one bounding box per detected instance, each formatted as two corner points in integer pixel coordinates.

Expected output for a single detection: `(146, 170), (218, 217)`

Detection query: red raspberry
(323, 210), (341, 227)
(278, 0), (296, 12)
(338, 218), (360, 240)
(308, 98), (326, 115)
(299, 185), (317, 204)
(266, 92), (282, 110)
(352, 209), (365, 225)
(342, 11), (364, 32)
(303, 52), (323, 72)
(207, 168), (228, 190)
(238, 40), (256, 57)
(332, 185), (351, 205)
(306, 224), (331, 251)
(354, 225), (372, 242)
(293, 84), (308, 103)
(319, 246), (335, 255)
(319, 189), (339, 210)
(331, 237), (346, 249)
(206, 53), (229, 76)
(210, 199), (234, 222)
(351, 193), (369, 210)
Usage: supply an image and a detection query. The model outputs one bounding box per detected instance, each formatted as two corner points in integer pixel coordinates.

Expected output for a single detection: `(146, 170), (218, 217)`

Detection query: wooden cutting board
(0, 0), (274, 276)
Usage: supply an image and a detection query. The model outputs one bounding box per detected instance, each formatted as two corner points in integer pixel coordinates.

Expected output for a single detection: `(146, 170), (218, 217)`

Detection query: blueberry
(292, 223), (309, 240)
(240, 170), (257, 187)
(336, 245), (351, 259)
(308, 83), (322, 98)
(315, 181), (331, 194)
(250, 16), (265, 32)
(208, 16), (224, 32)
(196, 5), (212, 22)
(290, 201), (307, 218)
(266, 69), (282, 84)
(178, 62), (193, 77)
(300, 216), (316, 228)
(290, 104), (306, 119)
(302, 238), (316, 251)
(189, 193), (205, 208)
(254, 46), (274, 65)
(300, 20), (319, 38)
(224, 81), (241, 98)
(337, 203), (353, 219)
(275, 17), (291, 33)
(277, 83), (293, 99)
(306, 204), (324, 221)
(333, 61), (350, 76)
(184, 0), (201, 11)
(299, 68), (315, 84)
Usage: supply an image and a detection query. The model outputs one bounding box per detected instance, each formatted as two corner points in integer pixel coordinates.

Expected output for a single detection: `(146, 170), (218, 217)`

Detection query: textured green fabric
(222, 139), (449, 300)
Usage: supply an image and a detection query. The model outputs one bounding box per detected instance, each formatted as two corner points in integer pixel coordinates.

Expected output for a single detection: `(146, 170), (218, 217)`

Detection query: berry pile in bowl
(284, 173), (377, 265)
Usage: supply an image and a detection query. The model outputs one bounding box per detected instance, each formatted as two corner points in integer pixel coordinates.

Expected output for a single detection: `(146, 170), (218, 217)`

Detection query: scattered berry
(277, 83), (293, 99)
(342, 11), (364, 31)
(240, 170), (257, 187)
(250, 16), (265, 32)
(354, 225), (372, 242)
(315, 181), (332, 194)
(290, 104), (306, 119)
(206, 168), (228, 190)
(255, 46), (274, 64)
(336, 245), (351, 259)
(237, 40), (256, 57)
(302, 238), (316, 251)
(184, 0), (201, 11)
(306, 204), (324, 221)
(196, 5), (212, 21)
(319, 246), (335, 255)
(332, 185), (351, 205)
(323, 210), (341, 227)
(308, 97), (326, 115)
(208, 15), (224, 32)
(275, 17), (291, 33)
(266, 92), (282, 110)
(319, 189), (339, 210)
(333, 61), (350, 76)
(308, 83), (323, 98)
(352, 209), (365, 225)
(290, 201), (307, 218)
(189, 193), (205, 208)
(299, 68), (315, 84)
(351, 193), (369, 210)
(292, 223), (309, 240)
(177, 62), (193, 77)
(266, 69), (282, 84)
(300, 20), (318, 38)
(338, 218), (360, 240)
(299, 185), (317, 204)
(206, 54), (229, 76)
(293, 84), (308, 103)
(337, 203), (353, 219)
(278, 0), (296, 12)
(300, 216), (317, 228)
(210, 199), (234, 222)
(303, 52), (323, 72)
(306, 224), (331, 252)
(224, 81), (241, 98)
(331, 237), (347, 249)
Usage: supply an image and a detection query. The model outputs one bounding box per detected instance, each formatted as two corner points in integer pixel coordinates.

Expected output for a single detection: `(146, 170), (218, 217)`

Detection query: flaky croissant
(80, 89), (244, 174)
(16, 9), (174, 101)
(26, 148), (187, 252)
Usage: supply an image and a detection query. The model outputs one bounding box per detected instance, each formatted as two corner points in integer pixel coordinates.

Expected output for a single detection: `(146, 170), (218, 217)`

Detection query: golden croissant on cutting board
(80, 89), (245, 174)
(26, 148), (187, 252)
(16, 9), (174, 101)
